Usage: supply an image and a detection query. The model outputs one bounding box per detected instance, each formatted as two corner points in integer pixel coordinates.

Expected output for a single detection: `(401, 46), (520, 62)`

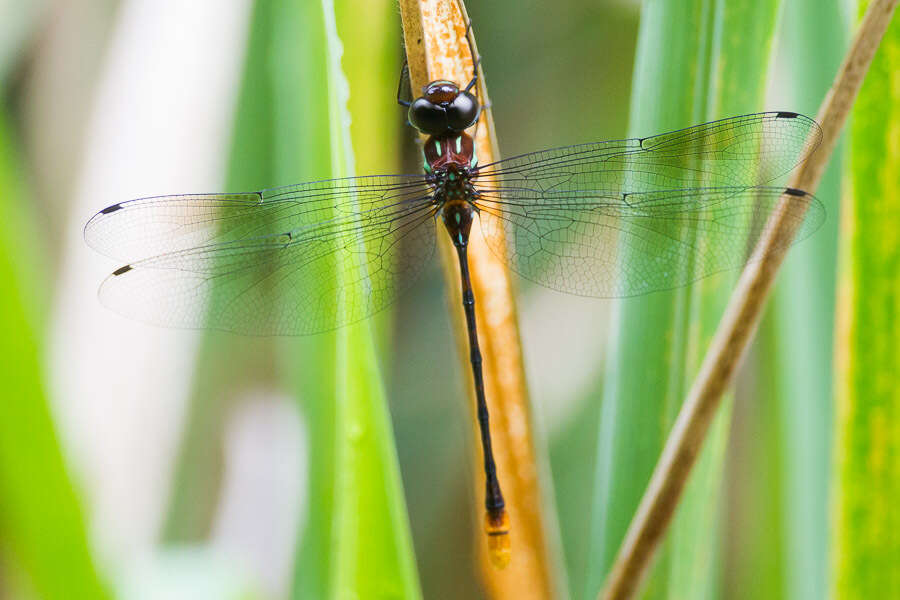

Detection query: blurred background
(1, 0), (887, 599)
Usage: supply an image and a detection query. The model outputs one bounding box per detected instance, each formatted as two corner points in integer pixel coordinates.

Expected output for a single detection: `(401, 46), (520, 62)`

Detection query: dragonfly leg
(396, 59), (412, 108)
(471, 99), (491, 139)
(463, 20), (481, 93)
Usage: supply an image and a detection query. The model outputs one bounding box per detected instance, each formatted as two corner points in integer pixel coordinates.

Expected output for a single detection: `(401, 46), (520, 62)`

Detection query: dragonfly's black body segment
(455, 242), (506, 518)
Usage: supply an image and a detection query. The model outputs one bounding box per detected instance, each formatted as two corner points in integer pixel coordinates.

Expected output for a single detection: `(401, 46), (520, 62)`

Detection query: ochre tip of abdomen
(485, 508), (511, 569)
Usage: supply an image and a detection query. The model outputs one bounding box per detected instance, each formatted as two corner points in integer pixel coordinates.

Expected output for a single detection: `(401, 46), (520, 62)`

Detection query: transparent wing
(474, 112), (823, 296)
(477, 186), (824, 297)
(474, 112), (821, 191)
(85, 175), (434, 261)
(85, 175), (438, 335)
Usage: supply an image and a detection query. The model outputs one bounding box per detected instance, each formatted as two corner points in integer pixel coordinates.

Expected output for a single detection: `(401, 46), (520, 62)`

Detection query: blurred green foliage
(2, 1), (897, 599)
(0, 109), (111, 598)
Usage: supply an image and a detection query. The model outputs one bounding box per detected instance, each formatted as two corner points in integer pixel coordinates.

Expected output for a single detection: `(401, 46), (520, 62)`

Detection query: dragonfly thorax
(425, 130), (478, 249)
(430, 153), (477, 250)
(434, 162), (473, 197)
(423, 131), (477, 174)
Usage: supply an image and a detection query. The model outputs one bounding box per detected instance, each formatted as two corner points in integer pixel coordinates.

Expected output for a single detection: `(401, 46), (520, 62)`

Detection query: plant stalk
(398, 0), (563, 597)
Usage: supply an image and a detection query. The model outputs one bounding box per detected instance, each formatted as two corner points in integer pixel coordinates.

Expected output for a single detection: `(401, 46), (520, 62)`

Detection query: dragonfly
(85, 52), (823, 568)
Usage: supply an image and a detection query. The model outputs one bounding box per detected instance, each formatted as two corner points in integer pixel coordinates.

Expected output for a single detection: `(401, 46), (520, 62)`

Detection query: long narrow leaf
(737, 2), (848, 599)
(325, 1), (421, 597)
(587, 2), (713, 594)
(671, 2), (784, 599)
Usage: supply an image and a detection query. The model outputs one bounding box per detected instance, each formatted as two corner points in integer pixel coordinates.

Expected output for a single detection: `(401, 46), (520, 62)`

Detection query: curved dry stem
(398, 0), (562, 598)
(599, 2), (900, 599)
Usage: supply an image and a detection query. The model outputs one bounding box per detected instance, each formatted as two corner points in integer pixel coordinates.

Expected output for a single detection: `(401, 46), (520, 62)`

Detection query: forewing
(474, 112), (821, 192)
(85, 175), (433, 261)
(87, 175), (437, 335)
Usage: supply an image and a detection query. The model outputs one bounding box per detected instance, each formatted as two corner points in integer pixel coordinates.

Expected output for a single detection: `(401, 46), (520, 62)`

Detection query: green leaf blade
(327, 0), (421, 596)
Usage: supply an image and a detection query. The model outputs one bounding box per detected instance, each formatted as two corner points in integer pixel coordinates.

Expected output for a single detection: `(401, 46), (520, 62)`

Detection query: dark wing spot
(775, 111), (800, 119)
(112, 265), (133, 276)
(784, 187), (807, 197)
(100, 203), (123, 214)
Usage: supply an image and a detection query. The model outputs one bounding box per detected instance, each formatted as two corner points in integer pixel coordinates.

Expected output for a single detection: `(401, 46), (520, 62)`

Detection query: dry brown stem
(397, 1), (562, 598)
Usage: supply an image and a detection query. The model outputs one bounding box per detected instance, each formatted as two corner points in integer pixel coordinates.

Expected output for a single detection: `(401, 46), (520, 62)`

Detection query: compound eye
(445, 92), (481, 131)
(408, 98), (449, 135)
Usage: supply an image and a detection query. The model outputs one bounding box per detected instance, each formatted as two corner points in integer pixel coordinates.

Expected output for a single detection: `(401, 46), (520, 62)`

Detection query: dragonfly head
(409, 80), (481, 136)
